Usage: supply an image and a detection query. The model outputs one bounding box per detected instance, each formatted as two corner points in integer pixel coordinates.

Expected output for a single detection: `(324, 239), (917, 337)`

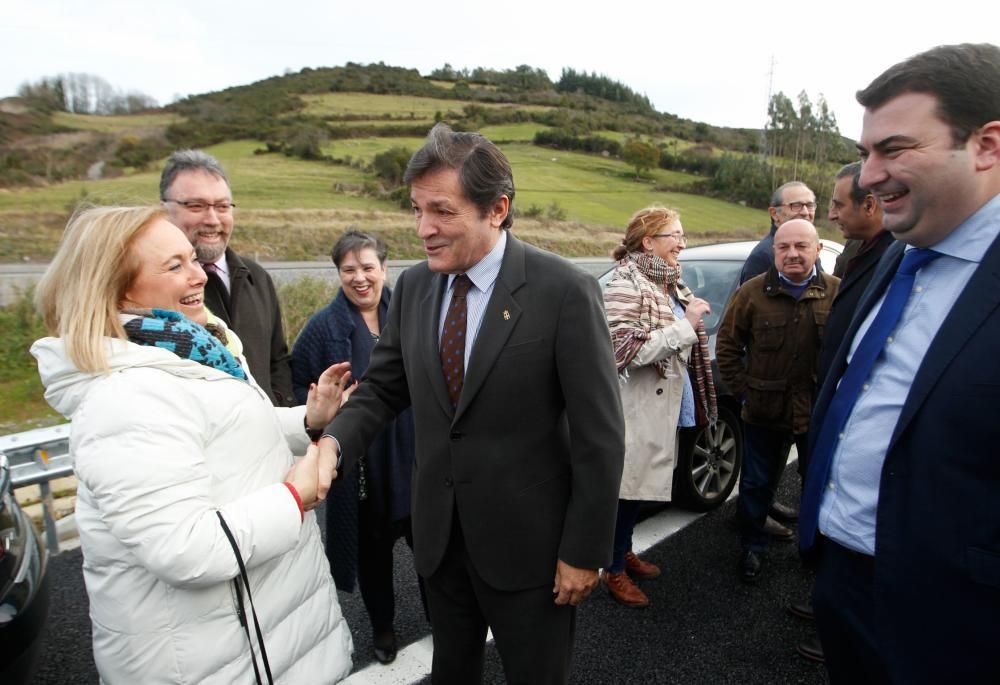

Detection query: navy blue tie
(800, 248), (942, 548)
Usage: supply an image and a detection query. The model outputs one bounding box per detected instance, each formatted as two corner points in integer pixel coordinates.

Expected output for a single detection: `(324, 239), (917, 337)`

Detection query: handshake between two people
(285, 361), (353, 511)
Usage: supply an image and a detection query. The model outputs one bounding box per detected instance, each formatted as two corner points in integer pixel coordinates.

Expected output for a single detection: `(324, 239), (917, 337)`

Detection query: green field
(52, 110), (182, 132)
(298, 92), (554, 119)
(0, 133), (770, 262)
(479, 123), (549, 141)
(0, 140), (399, 214)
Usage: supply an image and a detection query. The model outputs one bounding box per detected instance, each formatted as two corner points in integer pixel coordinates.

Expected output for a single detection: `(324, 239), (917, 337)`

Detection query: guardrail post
(34, 447), (61, 555)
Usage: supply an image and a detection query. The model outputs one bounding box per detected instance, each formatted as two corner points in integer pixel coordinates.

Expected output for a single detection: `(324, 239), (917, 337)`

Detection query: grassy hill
(0, 61), (854, 266)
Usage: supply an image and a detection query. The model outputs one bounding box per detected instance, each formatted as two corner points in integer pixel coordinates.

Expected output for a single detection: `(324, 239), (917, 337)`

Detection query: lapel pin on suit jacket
(503, 310), (511, 320)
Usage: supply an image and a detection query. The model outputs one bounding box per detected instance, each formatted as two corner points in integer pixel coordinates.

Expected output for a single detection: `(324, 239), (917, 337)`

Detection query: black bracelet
(304, 416), (324, 442)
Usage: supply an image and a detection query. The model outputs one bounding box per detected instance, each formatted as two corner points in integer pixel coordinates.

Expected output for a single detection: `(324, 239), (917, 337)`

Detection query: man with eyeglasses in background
(717, 219), (838, 583)
(732, 180), (819, 538)
(160, 149), (295, 406)
(740, 182), (819, 285)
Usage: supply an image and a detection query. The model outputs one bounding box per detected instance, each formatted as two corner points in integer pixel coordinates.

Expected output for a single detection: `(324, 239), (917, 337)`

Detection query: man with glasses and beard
(160, 150), (294, 406)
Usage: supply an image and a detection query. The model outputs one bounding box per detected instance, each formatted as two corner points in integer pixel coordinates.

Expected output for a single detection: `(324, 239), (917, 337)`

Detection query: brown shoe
(603, 570), (650, 608)
(624, 550), (661, 579)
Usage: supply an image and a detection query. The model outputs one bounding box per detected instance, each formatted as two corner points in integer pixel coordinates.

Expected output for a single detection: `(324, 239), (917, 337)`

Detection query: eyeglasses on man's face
(164, 198), (236, 214)
(776, 201), (817, 212)
(652, 232), (686, 243)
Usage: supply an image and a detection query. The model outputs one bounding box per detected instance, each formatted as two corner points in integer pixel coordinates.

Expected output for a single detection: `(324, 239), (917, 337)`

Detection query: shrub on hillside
(372, 146), (413, 188)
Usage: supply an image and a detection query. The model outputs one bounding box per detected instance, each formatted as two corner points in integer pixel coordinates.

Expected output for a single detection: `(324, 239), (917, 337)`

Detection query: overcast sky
(2, 1), (997, 141)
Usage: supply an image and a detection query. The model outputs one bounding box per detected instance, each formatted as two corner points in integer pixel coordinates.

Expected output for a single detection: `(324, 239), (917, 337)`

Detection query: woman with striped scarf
(601, 206), (716, 608)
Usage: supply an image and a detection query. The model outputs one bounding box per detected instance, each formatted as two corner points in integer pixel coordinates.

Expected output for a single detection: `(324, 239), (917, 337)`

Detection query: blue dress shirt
(819, 193), (1000, 554)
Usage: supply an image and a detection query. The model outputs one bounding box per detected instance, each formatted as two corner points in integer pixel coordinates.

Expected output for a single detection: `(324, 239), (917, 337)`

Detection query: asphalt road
(28, 471), (827, 685)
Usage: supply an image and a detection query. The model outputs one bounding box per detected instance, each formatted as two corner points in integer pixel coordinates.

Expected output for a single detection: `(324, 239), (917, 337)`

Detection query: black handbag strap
(217, 511), (274, 685)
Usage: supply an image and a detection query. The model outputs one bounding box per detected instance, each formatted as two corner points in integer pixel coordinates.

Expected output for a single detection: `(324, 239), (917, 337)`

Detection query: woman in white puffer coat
(30, 205), (354, 684)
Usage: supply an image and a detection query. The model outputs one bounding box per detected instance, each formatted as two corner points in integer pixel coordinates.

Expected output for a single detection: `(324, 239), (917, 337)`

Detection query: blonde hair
(612, 206), (681, 260)
(35, 205), (166, 372)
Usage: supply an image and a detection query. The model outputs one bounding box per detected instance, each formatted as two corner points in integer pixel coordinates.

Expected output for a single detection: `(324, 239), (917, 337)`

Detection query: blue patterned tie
(800, 248), (942, 548)
(440, 275), (472, 407)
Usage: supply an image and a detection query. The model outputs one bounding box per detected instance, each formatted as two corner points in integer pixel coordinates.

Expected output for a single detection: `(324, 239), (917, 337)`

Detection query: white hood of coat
(31, 336), (231, 419)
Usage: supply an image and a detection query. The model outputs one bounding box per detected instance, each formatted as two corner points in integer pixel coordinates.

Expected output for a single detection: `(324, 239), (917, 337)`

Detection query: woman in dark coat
(292, 230), (424, 665)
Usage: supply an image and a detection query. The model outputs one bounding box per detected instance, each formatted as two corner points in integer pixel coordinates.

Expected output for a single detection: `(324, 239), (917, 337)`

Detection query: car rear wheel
(672, 405), (742, 511)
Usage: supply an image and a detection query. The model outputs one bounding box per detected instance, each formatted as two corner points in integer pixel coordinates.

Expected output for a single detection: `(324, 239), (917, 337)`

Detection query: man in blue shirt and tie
(800, 43), (1000, 683)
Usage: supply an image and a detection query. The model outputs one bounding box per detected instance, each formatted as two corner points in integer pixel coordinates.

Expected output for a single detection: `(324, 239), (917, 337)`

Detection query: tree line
(17, 73), (158, 115)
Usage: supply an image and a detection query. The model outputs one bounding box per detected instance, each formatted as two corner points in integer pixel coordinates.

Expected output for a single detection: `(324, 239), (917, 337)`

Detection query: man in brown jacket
(717, 219), (839, 582)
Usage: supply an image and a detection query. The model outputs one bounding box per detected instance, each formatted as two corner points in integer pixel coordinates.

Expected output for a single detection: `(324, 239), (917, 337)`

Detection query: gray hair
(404, 123), (515, 230)
(769, 181), (813, 208)
(159, 149), (230, 199)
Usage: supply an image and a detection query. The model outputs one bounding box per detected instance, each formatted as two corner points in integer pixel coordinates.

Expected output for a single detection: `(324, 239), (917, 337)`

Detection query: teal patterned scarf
(122, 309), (247, 381)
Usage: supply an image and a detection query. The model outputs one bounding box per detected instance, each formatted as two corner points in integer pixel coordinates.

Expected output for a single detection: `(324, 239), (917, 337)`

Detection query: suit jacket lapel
(820, 241), (904, 404)
(455, 234), (526, 421)
(890, 232), (1000, 449)
(419, 271), (454, 417)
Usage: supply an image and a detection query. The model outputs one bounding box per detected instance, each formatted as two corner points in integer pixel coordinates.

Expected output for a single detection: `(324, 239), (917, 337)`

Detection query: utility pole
(763, 55), (776, 187)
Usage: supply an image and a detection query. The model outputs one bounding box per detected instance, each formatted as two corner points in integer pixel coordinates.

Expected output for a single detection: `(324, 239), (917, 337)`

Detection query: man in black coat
(160, 150), (294, 406)
(818, 163), (894, 408)
(791, 161), (894, 665)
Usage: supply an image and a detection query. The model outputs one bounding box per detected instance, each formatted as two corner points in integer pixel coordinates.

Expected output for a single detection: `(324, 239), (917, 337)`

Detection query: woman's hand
(285, 443), (322, 510)
(305, 362), (352, 431)
(685, 297), (711, 328)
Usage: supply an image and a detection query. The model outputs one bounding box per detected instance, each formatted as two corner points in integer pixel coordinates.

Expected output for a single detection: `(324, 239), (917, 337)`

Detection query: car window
(678, 260), (742, 334)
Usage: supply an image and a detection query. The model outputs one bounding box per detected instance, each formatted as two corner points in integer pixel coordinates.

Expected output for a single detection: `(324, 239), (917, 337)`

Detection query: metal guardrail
(0, 423), (73, 555)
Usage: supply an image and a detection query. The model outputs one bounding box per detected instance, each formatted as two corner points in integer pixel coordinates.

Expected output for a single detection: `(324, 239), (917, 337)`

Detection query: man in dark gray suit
(319, 123), (625, 684)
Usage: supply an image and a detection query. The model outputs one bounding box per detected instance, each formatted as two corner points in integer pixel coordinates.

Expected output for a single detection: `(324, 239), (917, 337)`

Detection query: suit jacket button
(656, 388), (664, 395)
(450, 431), (463, 441)
(444, 477), (453, 487)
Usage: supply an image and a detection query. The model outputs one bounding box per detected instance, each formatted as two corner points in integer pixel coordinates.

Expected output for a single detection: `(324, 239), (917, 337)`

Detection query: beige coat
(611, 278), (699, 501)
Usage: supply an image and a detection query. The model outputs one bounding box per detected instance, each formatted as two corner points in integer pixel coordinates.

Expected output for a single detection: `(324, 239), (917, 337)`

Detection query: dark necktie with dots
(201, 261), (228, 294)
(440, 274), (472, 407)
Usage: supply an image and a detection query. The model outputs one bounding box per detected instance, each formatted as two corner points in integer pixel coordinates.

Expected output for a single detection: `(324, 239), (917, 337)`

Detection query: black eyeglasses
(163, 198), (236, 214)
(776, 201), (817, 212)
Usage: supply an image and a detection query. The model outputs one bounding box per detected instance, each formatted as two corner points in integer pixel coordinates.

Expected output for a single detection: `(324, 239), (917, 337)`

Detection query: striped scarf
(605, 252), (717, 425)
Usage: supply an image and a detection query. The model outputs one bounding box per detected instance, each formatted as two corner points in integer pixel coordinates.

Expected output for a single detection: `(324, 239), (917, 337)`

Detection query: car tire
(672, 405), (742, 511)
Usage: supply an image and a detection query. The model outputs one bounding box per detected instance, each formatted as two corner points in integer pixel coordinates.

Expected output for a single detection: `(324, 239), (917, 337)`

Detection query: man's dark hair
(857, 43), (1000, 145)
(404, 123), (515, 230)
(836, 161), (868, 206)
(331, 230), (387, 267)
(159, 149), (230, 199)
(769, 181), (811, 208)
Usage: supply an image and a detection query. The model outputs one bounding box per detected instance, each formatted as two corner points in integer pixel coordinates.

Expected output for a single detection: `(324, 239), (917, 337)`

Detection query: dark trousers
(812, 537), (889, 684)
(357, 497), (428, 633)
(424, 517), (576, 685)
(737, 423), (807, 551)
(609, 499), (643, 573)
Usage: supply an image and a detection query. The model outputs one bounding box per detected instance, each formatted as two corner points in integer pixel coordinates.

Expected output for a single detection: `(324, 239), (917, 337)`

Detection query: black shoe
(763, 515), (794, 542)
(787, 599), (815, 621)
(740, 550), (762, 583)
(373, 630), (397, 665)
(796, 635), (825, 663)
(769, 500), (799, 523)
